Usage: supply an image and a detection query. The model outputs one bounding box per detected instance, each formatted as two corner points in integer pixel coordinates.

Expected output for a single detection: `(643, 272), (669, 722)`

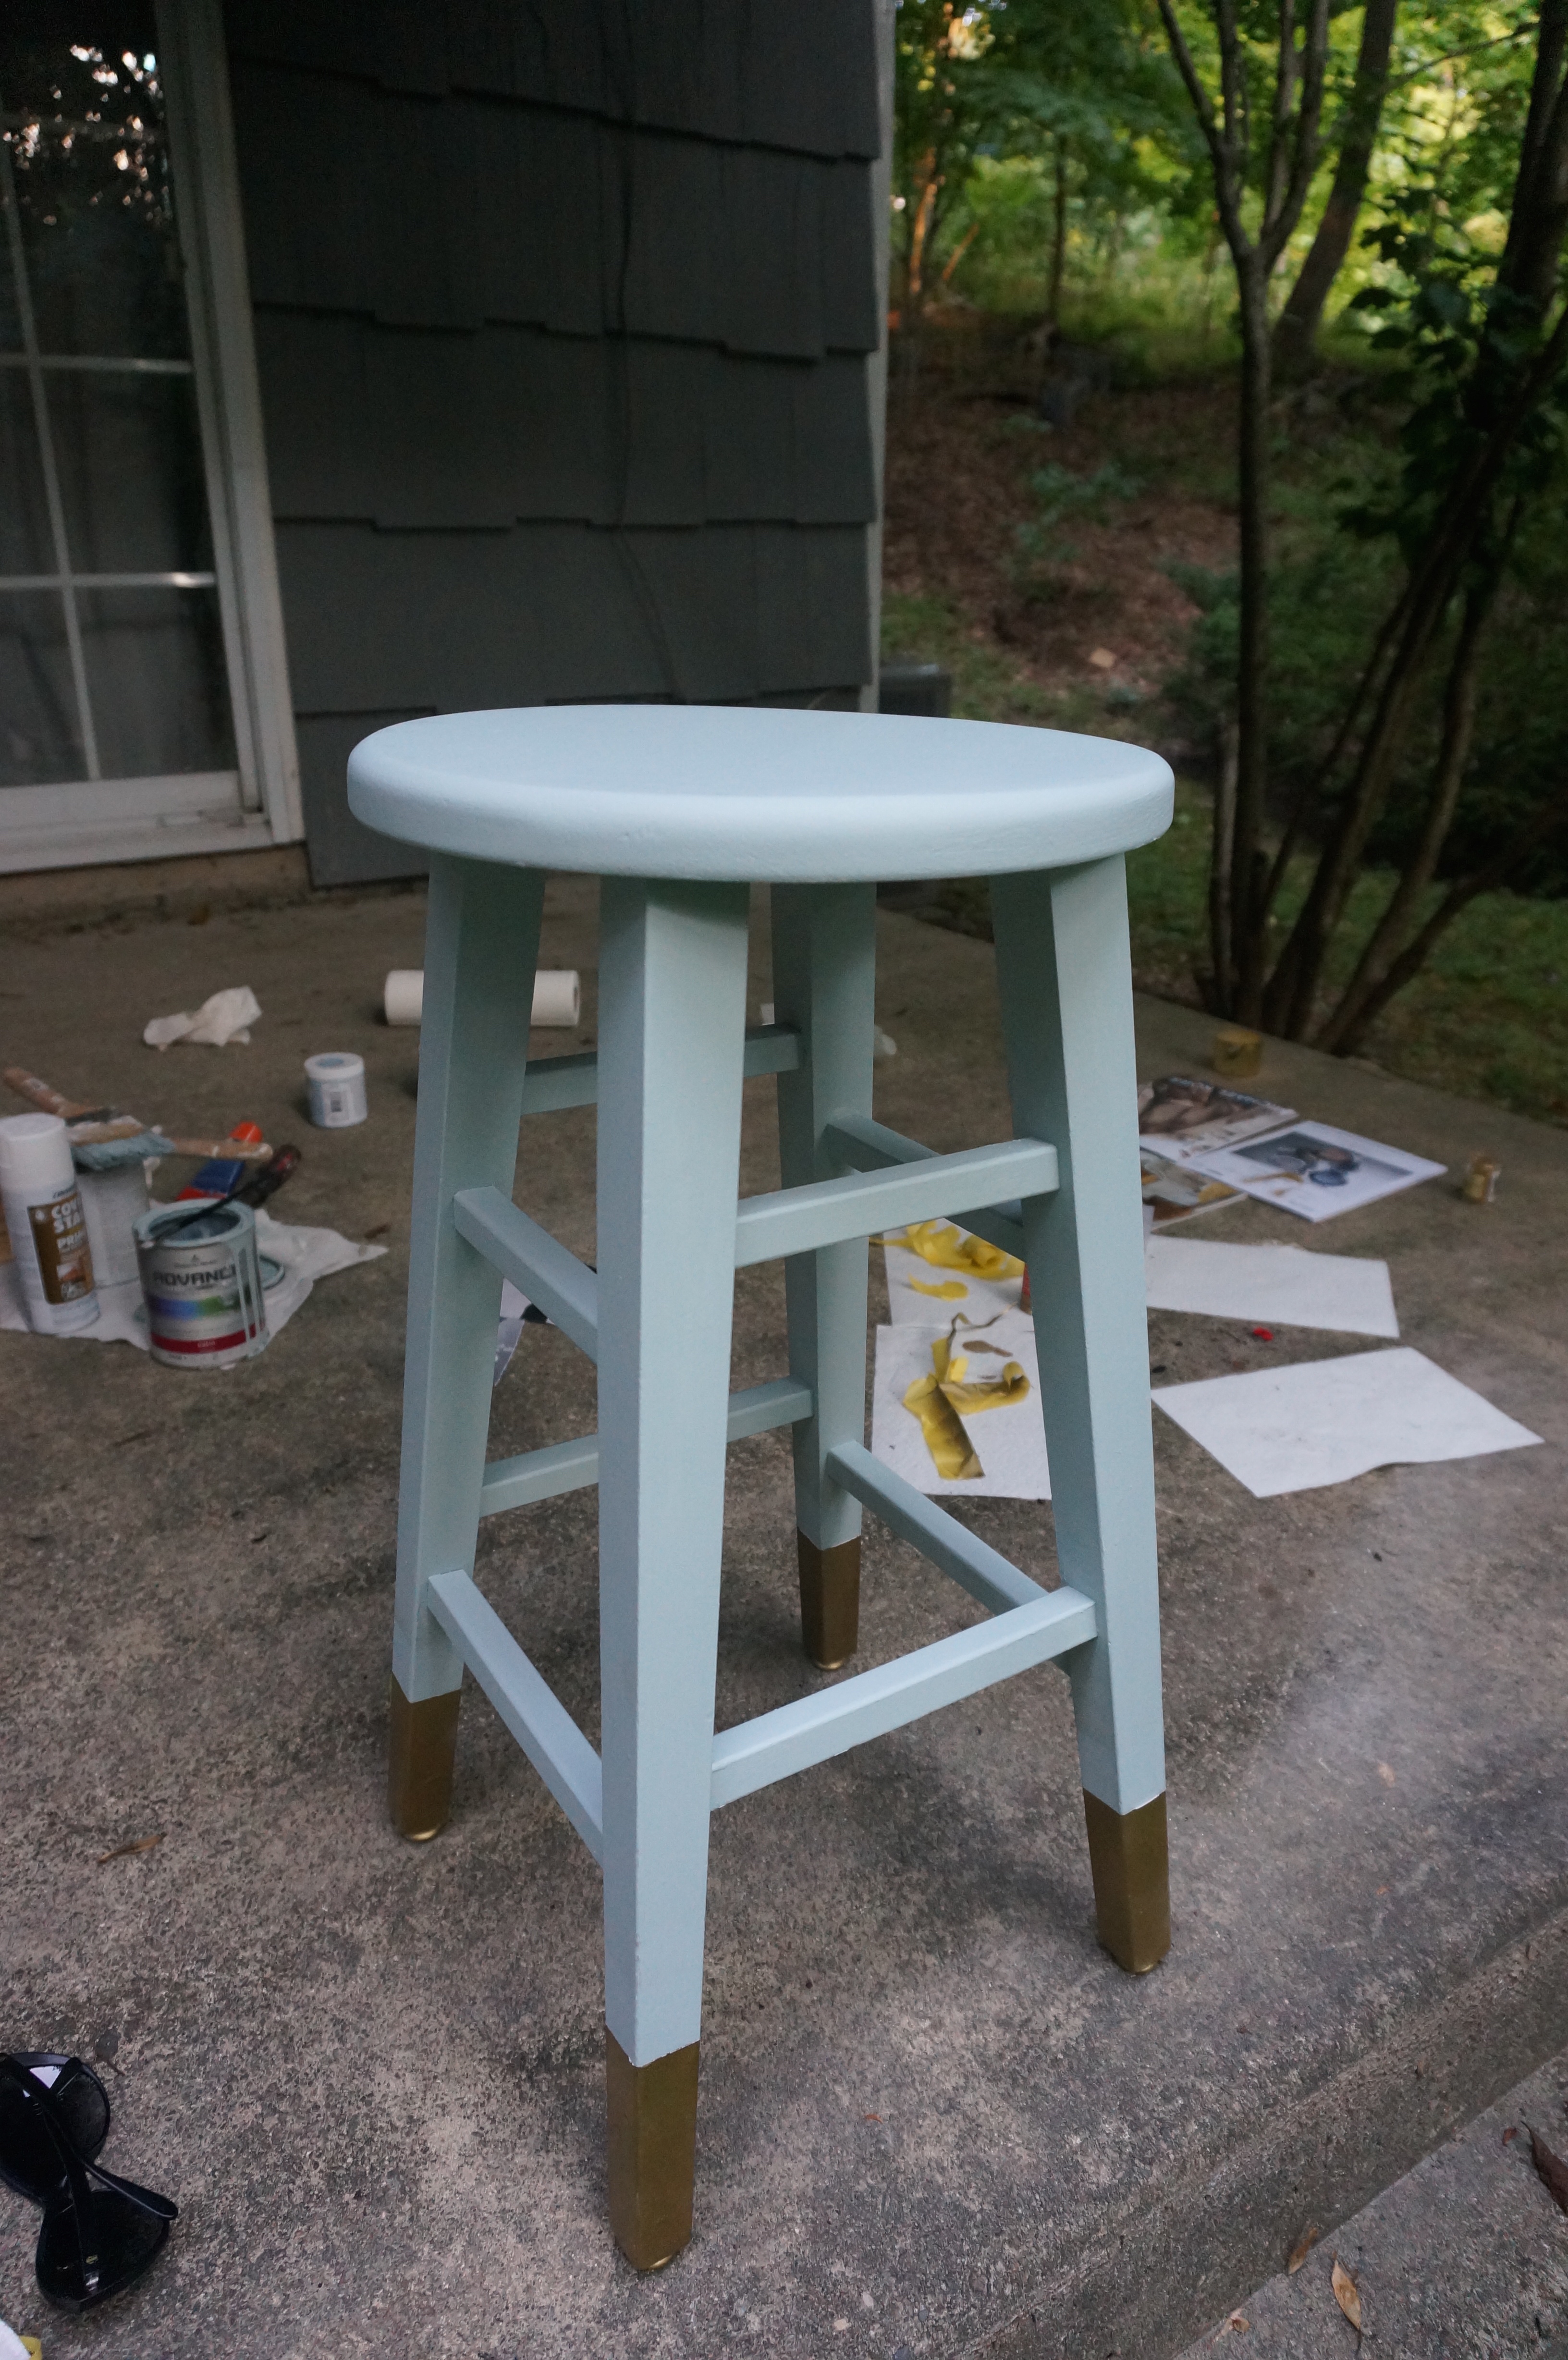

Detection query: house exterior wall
(223, 0), (883, 885)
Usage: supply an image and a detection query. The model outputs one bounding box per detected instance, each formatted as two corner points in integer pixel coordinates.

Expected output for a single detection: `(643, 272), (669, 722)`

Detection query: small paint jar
(305, 1051), (368, 1128)
(134, 1199), (268, 1368)
(0, 1111), (100, 1334)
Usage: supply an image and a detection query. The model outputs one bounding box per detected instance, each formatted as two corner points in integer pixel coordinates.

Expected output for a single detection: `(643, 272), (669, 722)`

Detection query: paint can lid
(0, 1111), (75, 1194)
(304, 1052), (365, 1081)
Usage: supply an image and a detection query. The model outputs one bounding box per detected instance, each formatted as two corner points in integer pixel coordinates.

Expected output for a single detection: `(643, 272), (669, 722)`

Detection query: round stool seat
(347, 704), (1172, 883)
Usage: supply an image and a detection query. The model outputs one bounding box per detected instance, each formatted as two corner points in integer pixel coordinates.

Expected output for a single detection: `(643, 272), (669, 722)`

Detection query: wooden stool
(348, 704), (1174, 2270)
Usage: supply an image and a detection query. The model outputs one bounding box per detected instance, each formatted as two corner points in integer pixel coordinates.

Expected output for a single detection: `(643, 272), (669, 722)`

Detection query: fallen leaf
(1503, 2126), (1519, 2146)
(1378, 1763), (1396, 1785)
(1216, 2311), (1249, 2335)
(1530, 2127), (1568, 2214)
(864, 2113), (882, 2122)
(1331, 2257), (1362, 2334)
(97, 1833), (163, 1865)
(1286, 2223), (1321, 2273)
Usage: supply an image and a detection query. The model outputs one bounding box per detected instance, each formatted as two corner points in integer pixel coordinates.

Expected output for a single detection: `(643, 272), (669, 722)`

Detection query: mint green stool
(348, 704), (1174, 2270)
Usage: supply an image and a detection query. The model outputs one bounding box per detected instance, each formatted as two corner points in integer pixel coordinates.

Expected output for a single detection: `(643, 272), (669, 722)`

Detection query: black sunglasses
(0, 2053), (177, 2313)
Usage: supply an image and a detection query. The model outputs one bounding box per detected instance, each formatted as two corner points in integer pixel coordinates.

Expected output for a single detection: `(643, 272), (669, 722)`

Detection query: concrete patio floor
(1, 879), (1564, 2359)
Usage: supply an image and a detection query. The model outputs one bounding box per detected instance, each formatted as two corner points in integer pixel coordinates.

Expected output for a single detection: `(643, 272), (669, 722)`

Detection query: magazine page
(1190, 1119), (1446, 1223)
(1140, 1146), (1243, 1229)
(1137, 1074), (1297, 1165)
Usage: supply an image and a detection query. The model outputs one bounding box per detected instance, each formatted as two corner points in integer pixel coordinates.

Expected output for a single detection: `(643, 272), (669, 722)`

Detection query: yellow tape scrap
(896, 1219), (1024, 1284)
(900, 1324), (1031, 1483)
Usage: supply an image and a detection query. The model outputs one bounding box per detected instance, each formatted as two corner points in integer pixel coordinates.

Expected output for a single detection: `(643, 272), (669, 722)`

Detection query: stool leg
(772, 884), (877, 1670)
(389, 855), (545, 1840)
(596, 876), (751, 2267)
(990, 859), (1171, 1975)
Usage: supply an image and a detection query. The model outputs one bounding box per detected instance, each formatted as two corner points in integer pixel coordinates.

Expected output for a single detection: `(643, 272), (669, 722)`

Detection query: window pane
(79, 585), (232, 776)
(3, 5), (187, 360)
(51, 369), (211, 572)
(0, 371), (54, 572)
(0, 591), (83, 782)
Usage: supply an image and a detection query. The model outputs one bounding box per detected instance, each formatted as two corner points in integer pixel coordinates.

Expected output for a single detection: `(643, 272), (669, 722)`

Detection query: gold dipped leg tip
(1082, 1788), (1171, 1975)
(387, 1677), (462, 1841)
(606, 2029), (699, 2271)
(797, 1531), (860, 1672)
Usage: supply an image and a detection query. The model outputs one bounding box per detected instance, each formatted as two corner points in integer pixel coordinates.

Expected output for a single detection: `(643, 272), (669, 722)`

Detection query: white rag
(144, 985), (263, 1049)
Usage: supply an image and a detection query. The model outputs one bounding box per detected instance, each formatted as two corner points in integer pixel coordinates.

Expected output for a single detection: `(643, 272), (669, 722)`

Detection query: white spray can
(0, 1112), (100, 1333)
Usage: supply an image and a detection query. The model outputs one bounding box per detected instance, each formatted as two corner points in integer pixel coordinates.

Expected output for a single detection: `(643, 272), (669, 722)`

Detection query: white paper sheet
(1152, 1346), (1542, 1497)
(1144, 1236), (1398, 1337)
(883, 1228), (1024, 1325)
(871, 1311), (1050, 1500)
(1191, 1119), (1446, 1222)
(0, 1206), (384, 1353)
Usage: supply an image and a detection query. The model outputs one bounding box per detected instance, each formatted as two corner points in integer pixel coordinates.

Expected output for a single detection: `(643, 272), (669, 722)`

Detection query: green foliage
(1013, 459), (1143, 575)
(891, 0), (1196, 309)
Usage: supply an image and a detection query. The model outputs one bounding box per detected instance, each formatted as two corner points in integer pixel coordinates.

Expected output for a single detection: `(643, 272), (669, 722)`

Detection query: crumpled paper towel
(144, 985), (262, 1049)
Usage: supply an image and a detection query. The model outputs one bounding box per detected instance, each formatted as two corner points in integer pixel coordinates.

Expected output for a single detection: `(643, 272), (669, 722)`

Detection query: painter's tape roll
(383, 968), (423, 1026)
(530, 969), (580, 1028)
(382, 969), (580, 1029)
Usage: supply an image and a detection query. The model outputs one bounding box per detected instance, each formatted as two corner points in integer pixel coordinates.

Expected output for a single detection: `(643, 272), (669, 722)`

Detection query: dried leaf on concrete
(97, 1832), (163, 1865)
(1331, 2258), (1363, 2334)
(1286, 2223), (1321, 2273)
(1530, 2127), (1568, 2214)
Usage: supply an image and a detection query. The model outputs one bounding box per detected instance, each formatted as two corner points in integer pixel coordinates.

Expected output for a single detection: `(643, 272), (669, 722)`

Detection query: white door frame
(0, 0), (301, 873)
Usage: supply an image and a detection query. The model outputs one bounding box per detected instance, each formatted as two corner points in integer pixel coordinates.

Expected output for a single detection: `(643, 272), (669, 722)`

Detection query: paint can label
(28, 1190), (94, 1303)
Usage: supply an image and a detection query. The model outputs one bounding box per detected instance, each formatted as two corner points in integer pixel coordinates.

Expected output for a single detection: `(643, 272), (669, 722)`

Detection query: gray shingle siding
(225, 1), (882, 884)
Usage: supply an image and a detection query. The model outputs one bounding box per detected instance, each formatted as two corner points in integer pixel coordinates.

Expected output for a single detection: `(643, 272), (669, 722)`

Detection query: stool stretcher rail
(826, 1440), (1048, 1614)
(521, 1023), (801, 1115)
(709, 1584), (1095, 1809)
(479, 1377), (814, 1518)
(732, 1136), (1056, 1269)
(453, 1187), (600, 1358)
(823, 1113), (1037, 1263)
(427, 1569), (604, 1860)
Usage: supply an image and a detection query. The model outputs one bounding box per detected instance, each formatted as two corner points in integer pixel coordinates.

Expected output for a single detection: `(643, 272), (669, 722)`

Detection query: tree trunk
(1207, 716), (1239, 1007)
(1048, 136), (1068, 324)
(1314, 579), (1491, 1053)
(1230, 254), (1275, 1022)
(1274, 0), (1398, 378)
(1329, 799), (1568, 1051)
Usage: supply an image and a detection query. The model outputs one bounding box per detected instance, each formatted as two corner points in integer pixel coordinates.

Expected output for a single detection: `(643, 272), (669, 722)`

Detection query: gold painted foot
(606, 2030), (700, 2270)
(1082, 1789), (1170, 1974)
(797, 1531), (860, 1671)
(387, 1677), (461, 1841)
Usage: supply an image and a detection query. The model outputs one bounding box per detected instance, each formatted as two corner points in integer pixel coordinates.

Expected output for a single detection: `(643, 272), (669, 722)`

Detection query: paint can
(0, 1112), (100, 1334)
(305, 1051), (368, 1128)
(1462, 1154), (1501, 1204)
(134, 1199), (268, 1369)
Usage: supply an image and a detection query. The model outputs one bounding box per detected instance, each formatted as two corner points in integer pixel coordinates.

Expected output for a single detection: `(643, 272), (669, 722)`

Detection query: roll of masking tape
(383, 969), (580, 1029)
(530, 969), (580, 1028)
(383, 968), (424, 1027)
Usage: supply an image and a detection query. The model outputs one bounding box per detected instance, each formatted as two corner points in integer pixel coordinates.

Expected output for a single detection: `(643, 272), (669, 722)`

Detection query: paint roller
(383, 970), (581, 1029)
